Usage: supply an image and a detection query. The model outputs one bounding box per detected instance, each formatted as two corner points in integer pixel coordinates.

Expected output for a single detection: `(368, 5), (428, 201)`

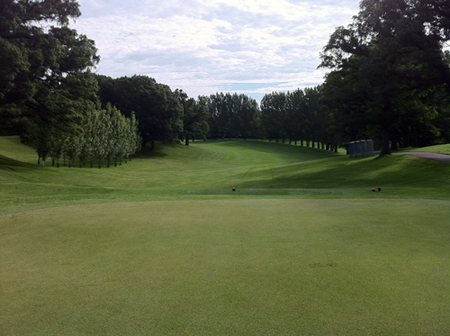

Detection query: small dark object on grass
(378, 187), (381, 192)
(232, 187), (236, 191)
(372, 188), (376, 192)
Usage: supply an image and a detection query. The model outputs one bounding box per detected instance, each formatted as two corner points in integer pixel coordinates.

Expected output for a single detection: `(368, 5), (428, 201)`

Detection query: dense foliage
(0, 0), (99, 131)
(260, 88), (338, 151)
(3, 0), (450, 160)
(198, 93), (261, 140)
(0, 0), (142, 167)
(319, 0), (450, 154)
(22, 103), (141, 167)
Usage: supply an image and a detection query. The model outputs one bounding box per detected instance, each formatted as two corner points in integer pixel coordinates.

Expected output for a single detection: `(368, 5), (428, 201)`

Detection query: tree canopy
(95, 75), (184, 149)
(319, 0), (450, 154)
(0, 0), (99, 131)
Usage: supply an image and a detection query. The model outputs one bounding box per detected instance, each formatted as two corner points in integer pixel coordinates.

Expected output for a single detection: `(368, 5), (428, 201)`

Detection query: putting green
(2, 199), (449, 335)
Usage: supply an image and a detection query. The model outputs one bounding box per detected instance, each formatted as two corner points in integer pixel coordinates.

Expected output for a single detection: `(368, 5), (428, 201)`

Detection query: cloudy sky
(72, 0), (360, 102)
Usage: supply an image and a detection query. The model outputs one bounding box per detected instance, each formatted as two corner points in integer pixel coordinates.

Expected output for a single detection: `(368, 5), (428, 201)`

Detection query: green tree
(320, 0), (450, 154)
(175, 90), (209, 146)
(261, 92), (289, 142)
(234, 93), (260, 141)
(0, 1), (99, 131)
(95, 75), (183, 150)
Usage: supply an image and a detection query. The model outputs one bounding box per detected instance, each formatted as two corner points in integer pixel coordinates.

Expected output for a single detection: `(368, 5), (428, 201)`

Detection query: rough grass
(1, 136), (450, 335)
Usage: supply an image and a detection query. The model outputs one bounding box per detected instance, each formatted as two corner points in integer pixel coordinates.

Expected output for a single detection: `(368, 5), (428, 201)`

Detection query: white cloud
(73, 0), (360, 101)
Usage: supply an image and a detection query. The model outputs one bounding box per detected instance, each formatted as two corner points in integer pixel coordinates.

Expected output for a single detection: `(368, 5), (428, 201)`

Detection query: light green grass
(1, 199), (450, 335)
(1, 137), (450, 211)
(404, 144), (450, 155)
(1, 136), (450, 335)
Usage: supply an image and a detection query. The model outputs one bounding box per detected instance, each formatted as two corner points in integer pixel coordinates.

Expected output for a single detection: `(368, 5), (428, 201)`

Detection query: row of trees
(3, 0), (450, 160)
(198, 93), (261, 140)
(260, 87), (338, 151)
(95, 75), (210, 148)
(95, 0), (450, 153)
(258, 0), (450, 153)
(22, 104), (140, 168)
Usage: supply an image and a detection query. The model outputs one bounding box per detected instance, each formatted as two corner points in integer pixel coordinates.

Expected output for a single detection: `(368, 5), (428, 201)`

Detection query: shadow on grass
(237, 154), (450, 190)
(0, 155), (39, 170)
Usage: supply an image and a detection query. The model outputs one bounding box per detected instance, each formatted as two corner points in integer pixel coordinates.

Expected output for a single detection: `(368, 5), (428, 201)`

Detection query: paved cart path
(396, 151), (450, 163)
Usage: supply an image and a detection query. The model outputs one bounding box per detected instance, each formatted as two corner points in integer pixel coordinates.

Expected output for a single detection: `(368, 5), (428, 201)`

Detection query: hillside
(1, 136), (450, 214)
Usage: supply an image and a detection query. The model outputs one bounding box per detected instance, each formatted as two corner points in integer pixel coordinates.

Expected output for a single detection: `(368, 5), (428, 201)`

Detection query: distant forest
(2, 0), (450, 166)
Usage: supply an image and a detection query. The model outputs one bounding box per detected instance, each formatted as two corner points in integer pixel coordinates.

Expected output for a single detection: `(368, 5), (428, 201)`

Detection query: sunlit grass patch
(1, 199), (450, 335)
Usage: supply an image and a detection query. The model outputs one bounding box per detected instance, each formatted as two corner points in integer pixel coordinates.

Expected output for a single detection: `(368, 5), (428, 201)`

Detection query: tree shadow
(236, 154), (450, 189)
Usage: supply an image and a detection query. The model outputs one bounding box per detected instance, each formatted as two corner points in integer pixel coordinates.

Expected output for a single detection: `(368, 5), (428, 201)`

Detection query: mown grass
(2, 199), (450, 335)
(1, 136), (450, 335)
(1, 137), (450, 209)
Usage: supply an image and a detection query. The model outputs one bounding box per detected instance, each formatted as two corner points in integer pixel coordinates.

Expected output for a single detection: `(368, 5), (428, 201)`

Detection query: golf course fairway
(1, 136), (450, 335)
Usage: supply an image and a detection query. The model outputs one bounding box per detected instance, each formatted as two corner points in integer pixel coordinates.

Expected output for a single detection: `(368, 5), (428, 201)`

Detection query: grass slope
(404, 143), (450, 155)
(1, 137), (450, 211)
(1, 136), (450, 335)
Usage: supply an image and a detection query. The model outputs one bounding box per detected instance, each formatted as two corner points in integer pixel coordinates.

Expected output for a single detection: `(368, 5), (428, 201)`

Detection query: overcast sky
(72, 0), (360, 102)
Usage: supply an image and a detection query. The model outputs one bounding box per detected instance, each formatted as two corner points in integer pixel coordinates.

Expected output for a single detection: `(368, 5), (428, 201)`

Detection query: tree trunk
(380, 128), (391, 155)
(185, 136), (190, 146)
(391, 132), (398, 151)
(402, 123), (410, 148)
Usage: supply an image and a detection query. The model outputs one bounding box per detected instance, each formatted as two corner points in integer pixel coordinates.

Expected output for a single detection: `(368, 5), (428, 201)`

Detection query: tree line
(260, 87), (339, 151)
(2, 0), (450, 161)
(22, 103), (141, 168)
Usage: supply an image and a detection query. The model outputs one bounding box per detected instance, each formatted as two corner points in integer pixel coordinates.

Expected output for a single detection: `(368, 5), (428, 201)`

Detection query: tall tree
(261, 92), (289, 142)
(0, 0), (99, 134)
(175, 90), (209, 146)
(320, 0), (450, 154)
